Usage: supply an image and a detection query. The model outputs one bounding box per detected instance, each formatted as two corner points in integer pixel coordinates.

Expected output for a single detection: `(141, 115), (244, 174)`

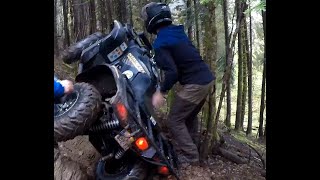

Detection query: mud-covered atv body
(54, 20), (179, 180)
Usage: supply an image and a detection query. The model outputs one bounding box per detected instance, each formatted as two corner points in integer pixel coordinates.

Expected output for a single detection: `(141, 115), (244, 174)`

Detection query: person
(54, 78), (74, 98)
(141, 2), (215, 167)
(54, 78), (74, 148)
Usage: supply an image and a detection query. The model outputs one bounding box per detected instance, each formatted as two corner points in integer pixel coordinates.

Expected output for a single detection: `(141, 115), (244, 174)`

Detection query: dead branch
(246, 143), (266, 169)
(219, 147), (247, 164)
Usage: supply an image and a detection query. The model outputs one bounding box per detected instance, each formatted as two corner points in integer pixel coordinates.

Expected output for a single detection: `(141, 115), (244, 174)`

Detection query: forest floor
(54, 59), (266, 180)
(56, 130), (266, 180)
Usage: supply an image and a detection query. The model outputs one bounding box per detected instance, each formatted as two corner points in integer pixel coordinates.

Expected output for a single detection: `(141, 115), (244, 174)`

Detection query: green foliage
(216, 0), (223, 6)
(231, 130), (265, 151)
(166, 88), (175, 109)
(200, 0), (213, 5)
(252, 22), (264, 69)
(217, 56), (226, 81)
(218, 57), (236, 85)
(244, 1), (266, 15)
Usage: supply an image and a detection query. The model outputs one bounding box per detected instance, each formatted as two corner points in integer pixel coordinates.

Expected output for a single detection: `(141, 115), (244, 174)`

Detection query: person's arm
(54, 79), (65, 98)
(154, 48), (178, 94)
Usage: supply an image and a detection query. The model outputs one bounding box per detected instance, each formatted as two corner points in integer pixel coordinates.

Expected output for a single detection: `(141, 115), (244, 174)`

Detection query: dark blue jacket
(54, 79), (64, 98)
(153, 25), (215, 94)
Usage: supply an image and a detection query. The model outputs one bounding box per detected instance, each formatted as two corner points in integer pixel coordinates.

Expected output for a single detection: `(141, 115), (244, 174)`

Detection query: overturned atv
(54, 20), (180, 179)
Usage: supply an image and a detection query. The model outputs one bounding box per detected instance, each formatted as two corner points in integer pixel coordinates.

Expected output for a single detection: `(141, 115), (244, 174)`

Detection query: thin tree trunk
(235, 0), (244, 131)
(94, 0), (102, 31)
(79, 1), (86, 39)
(223, 0), (231, 128)
(201, 90), (213, 161)
(264, 120), (266, 137)
(198, 106), (204, 148)
(258, 58), (266, 137)
(105, 0), (113, 32)
(240, 10), (248, 131)
(240, 49), (247, 132)
(186, 0), (193, 40)
(193, 0), (200, 49)
(212, 0), (244, 128)
(54, 0), (58, 54)
(259, 7), (266, 138)
(69, 0), (75, 42)
(127, 0), (133, 25)
(235, 29), (243, 131)
(72, 0), (82, 41)
(210, 13), (218, 147)
(113, 0), (126, 23)
(246, 0), (253, 135)
(62, 0), (70, 47)
(121, 0), (127, 23)
(89, 0), (97, 34)
(72, 0), (78, 41)
(100, 0), (106, 32)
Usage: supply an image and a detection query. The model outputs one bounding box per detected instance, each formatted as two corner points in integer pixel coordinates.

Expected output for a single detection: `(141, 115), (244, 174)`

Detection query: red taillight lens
(158, 166), (169, 175)
(116, 103), (128, 121)
(135, 137), (149, 151)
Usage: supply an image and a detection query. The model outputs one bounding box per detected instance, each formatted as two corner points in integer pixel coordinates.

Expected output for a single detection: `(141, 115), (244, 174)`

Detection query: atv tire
(54, 82), (101, 142)
(96, 158), (148, 180)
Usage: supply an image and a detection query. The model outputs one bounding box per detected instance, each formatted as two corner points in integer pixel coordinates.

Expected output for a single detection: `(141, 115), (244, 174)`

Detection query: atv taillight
(116, 103), (128, 121)
(135, 137), (149, 151)
(158, 166), (169, 175)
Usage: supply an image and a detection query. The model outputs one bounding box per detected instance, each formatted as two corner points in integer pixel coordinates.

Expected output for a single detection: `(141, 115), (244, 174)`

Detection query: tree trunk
(264, 120), (266, 137)
(240, 48), (247, 132)
(211, 0), (244, 130)
(235, 33), (243, 131)
(72, 0), (81, 41)
(259, 7), (266, 138)
(79, 1), (87, 39)
(62, 0), (70, 47)
(200, 89), (213, 162)
(94, 0), (103, 31)
(235, 0), (244, 131)
(246, 0), (253, 135)
(199, 1), (217, 162)
(127, 0), (133, 25)
(89, 0), (97, 34)
(100, 0), (106, 32)
(186, 0), (193, 40)
(193, 0), (200, 49)
(240, 10), (248, 131)
(223, 0), (231, 128)
(105, 0), (113, 32)
(113, 0), (126, 23)
(121, 0), (128, 23)
(69, 0), (75, 43)
(258, 58), (266, 137)
(54, 0), (58, 54)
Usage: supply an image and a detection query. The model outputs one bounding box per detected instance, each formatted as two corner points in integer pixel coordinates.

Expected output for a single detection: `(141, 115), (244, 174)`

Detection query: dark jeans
(167, 80), (213, 164)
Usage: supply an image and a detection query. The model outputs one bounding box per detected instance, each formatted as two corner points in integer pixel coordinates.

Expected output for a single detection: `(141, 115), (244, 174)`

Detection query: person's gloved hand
(59, 80), (74, 94)
(152, 90), (166, 109)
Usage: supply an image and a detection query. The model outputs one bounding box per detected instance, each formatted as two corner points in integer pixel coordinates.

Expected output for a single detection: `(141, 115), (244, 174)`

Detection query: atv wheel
(96, 153), (148, 180)
(54, 82), (101, 142)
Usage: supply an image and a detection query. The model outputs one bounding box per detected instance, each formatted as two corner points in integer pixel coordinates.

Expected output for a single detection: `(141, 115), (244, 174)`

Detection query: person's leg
(167, 81), (213, 165)
(185, 98), (206, 145)
(167, 95), (200, 164)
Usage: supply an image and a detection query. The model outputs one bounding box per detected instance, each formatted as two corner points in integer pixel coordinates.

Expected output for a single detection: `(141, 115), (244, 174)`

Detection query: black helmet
(141, 2), (172, 34)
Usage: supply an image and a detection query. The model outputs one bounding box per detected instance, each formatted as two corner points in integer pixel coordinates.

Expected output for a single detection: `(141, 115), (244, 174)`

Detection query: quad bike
(54, 20), (180, 180)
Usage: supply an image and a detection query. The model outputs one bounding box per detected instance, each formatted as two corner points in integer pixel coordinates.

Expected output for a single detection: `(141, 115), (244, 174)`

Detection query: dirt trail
(55, 136), (101, 180)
